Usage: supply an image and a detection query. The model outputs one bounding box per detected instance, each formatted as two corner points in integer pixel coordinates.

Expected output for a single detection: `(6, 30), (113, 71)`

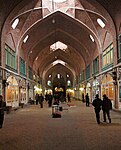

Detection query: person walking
(48, 93), (53, 107)
(92, 94), (102, 124)
(38, 94), (44, 108)
(102, 94), (112, 123)
(85, 93), (90, 107)
(35, 93), (39, 105)
(45, 92), (48, 102)
(82, 93), (85, 103)
(67, 93), (71, 102)
(0, 95), (6, 128)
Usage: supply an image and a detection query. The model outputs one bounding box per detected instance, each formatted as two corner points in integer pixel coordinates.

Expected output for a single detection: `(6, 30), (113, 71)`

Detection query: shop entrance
(53, 76), (66, 102)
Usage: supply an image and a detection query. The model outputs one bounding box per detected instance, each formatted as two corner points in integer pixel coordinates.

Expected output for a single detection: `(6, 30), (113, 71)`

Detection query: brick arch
(5, 33), (16, 51)
(42, 61), (76, 80)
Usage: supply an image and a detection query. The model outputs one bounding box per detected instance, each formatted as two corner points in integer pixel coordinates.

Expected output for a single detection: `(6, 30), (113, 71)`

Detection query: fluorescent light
(23, 35), (29, 43)
(89, 35), (95, 42)
(12, 18), (19, 29)
(97, 18), (105, 28)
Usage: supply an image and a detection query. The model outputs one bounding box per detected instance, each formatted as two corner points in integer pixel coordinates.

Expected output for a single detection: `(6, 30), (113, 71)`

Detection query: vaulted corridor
(0, 1), (121, 149)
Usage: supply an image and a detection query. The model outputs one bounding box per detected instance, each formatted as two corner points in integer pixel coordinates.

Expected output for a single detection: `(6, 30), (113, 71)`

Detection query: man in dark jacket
(48, 93), (53, 107)
(92, 94), (102, 124)
(102, 94), (112, 123)
(85, 93), (90, 107)
(0, 95), (6, 128)
(38, 94), (44, 108)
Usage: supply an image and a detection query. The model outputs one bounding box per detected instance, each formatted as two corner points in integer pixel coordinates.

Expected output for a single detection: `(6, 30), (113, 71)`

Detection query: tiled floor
(0, 101), (121, 150)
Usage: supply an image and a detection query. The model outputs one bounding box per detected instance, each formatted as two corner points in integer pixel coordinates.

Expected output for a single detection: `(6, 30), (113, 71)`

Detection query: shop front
(86, 82), (91, 102)
(74, 86), (79, 100)
(79, 84), (85, 101)
(34, 84), (42, 95)
(28, 82), (34, 101)
(6, 76), (19, 107)
(92, 79), (99, 100)
(101, 74), (114, 108)
(19, 78), (27, 104)
(66, 88), (74, 98)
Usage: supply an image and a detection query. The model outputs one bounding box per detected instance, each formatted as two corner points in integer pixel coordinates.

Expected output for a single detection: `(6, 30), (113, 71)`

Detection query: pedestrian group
(92, 94), (112, 124)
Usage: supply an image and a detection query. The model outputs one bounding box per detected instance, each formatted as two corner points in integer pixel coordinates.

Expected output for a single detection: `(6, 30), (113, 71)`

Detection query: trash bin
(52, 105), (61, 118)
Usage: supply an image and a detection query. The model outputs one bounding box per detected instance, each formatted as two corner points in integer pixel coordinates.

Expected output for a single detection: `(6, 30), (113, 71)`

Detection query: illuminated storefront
(66, 88), (74, 98)
(6, 76), (19, 107)
(92, 79), (99, 100)
(101, 74), (114, 107)
(19, 78), (27, 104)
(79, 84), (85, 101)
(74, 86), (79, 99)
(34, 84), (42, 94)
(28, 82), (34, 100)
(86, 82), (91, 101)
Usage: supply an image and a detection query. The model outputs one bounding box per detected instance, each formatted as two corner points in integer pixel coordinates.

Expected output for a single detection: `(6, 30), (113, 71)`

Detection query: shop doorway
(53, 76), (66, 102)
(6, 76), (19, 107)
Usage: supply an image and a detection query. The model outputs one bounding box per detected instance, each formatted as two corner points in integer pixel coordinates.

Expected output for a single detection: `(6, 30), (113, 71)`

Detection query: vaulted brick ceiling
(0, 0), (120, 82)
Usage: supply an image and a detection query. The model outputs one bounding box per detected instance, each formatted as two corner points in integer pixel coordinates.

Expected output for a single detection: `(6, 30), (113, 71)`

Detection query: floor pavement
(0, 100), (121, 150)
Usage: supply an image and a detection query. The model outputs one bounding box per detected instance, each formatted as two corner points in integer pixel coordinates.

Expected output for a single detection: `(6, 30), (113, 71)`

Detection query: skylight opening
(50, 41), (67, 51)
(12, 18), (19, 29)
(97, 18), (105, 28)
(23, 35), (29, 43)
(57, 74), (60, 79)
(35, 56), (38, 60)
(52, 60), (66, 66)
(49, 75), (52, 78)
(49, 0), (67, 3)
(89, 35), (95, 42)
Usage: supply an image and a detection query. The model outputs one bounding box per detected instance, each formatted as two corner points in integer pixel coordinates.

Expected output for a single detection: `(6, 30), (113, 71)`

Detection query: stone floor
(0, 100), (121, 150)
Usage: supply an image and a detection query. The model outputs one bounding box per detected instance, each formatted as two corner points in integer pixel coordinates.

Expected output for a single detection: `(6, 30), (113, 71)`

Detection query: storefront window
(102, 43), (113, 69)
(93, 57), (99, 75)
(20, 57), (26, 76)
(5, 44), (16, 71)
(28, 66), (33, 79)
(86, 65), (90, 79)
(6, 76), (19, 105)
(101, 74), (113, 100)
(92, 79), (99, 99)
(86, 82), (91, 101)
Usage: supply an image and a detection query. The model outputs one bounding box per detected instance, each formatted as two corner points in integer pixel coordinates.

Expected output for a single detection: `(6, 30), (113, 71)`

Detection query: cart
(52, 105), (61, 118)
